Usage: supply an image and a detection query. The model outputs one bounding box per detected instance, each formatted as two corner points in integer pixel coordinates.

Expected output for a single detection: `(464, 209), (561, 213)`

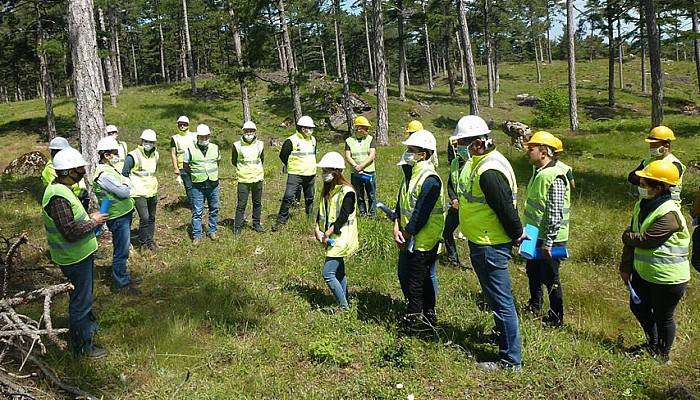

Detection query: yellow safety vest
(319, 184), (359, 258)
(172, 132), (195, 170)
(128, 146), (159, 198)
(287, 132), (316, 176)
(188, 144), (220, 183)
(234, 139), (264, 183)
(345, 135), (375, 173)
(112, 141), (128, 173)
(398, 160), (445, 251)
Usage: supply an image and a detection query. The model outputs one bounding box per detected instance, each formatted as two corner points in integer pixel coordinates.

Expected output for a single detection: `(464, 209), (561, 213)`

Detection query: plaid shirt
(46, 196), (98, 242)
(543, 176), (566, 248)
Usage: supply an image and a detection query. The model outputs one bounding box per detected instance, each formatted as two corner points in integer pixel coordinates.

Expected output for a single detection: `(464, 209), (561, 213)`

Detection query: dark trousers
(350, 172), (376, 216)
(442, 208), (460, 263)
(277, 174), (315, 223)
(525, 241), (565, 323)
(134, 196), (157, 246)
(236, 181), (263, 227)
(60, 254), (97, 352)
(630, 270), (687, 357)
(397, 245), (438, 315)
(692, 225), (700, 271)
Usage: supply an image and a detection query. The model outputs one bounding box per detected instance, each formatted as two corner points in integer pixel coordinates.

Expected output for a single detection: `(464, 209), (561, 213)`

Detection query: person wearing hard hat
(184, 124), (221, 243)
(442, 135), (466, 269)
(393, 129), (445, 334)
(232, 121), (266, 234)
(628, 126), (685, 204)
(170, 115), (196, 206)
(42, 137), (89, 209)
(345, 116), (377, 217)
(123, 129), (160, 251)
(405, 120), (438, 168)
(93, 137), (141, 295)
(42, 148), (109, 358)
(314, 152), (358, 309)
(272, 115), (318, 231)
(620, 160), (691, 364)
(106, 124), (128, 172)
(551, 137), (576, 190)
(692, 191), (700, 272)
(453, 115), (523, 371)
(522, 131), (571, 328)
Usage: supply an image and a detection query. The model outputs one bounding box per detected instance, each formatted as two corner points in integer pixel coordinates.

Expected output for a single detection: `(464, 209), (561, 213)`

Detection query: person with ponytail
(314, 152), (359, 309)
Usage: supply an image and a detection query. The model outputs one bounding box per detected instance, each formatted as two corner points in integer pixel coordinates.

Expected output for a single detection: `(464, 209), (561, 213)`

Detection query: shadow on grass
(0, 114), (76, 141)
(0, 175), (46, 204)
(288, 282), (338, 309)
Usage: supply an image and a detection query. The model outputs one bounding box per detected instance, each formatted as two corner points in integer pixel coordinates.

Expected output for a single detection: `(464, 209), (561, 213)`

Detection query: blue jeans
(468, 242), (522, 367)
(60, 254), (98, 352)
(191, 180), (220, 239)
(323, 257), (348, 308)
(106, 211), (133, 288)
(180, 169), (193, 206)
(350, 172), (376, 216)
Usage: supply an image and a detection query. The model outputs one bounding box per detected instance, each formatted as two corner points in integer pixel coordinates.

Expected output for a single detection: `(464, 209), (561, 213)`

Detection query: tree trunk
(455, 32), (466, 87)
(483, 0), (494, 107)
(538, 36), (545, 63)
(531, 13), (542, 84)
(363, 0), (374, 80)
(334, 8), (342, 77)
(639, 2), (647, 93)
(457, 0), (479, 115)
(546, 4), (553, 64)
(397, 0), (407, 101)
(372, 0), (388, 145)
(643, 0), (663, 126)
(110, 10), (123, 90)
(495, 46), (500, 93)
(98, 8), (117, 107)
(320, 42), (328, 76)
(107, 9), (120, 95)
(617, 18), (624, 89)
(423, 2), (433, 91)
(566, 0), (579, 131)
(179, 26), (188, 80)
(607, 2), (615, 107)
(159, 22), (167, 82)
(266, 5), (286, 71)
(67, 0), (106, 182)
(278, 0), (302, 122)
(334, 0), (353, 135)
(297, 26), (306, 71)
(229, 6), (251, 122)
(443, 2), (456, 97)
(182, 0), (196, 94)
(131, 40), (138, 84)
(692, 4), (699, 91)
(35, 0), (57, 140)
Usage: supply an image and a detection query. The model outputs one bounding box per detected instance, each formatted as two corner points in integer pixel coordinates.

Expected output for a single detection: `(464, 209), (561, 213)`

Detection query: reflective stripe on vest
(398, 161), (445, 251)
(522, 163), (571, 242)
(188, 144), (220, 183)
(93, 164), (135, 219)
(631, 199), (690, 285)
(129, 147), (159, 198)
(287, 132), (316, 176)
(172, 132), (195, 170)
(345, 135), (375, 172)
(41, 183), (97, 266)
(234, 139), (264, 184)
(319, 184), (359, 258)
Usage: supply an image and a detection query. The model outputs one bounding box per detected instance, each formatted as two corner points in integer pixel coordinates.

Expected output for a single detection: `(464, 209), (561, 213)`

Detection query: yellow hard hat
(553, 137), (564, 153)
(405, 120), (423, 134)
(354, 116), (371, 128)
(645, 125), (676, 142)
(525, 131), (559, 149)
(635, 160), (680, 186)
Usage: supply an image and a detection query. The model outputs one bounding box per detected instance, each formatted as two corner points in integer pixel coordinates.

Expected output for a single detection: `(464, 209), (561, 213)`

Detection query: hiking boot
(477, 361), (522, 373)
(542, 314), (563, 328)
(146, 242), (158, 251)
(207, 232), (218, 241)
(424, 309), (438, 327)
(252, 224), (266, 232)
(84, 344), (108, 359)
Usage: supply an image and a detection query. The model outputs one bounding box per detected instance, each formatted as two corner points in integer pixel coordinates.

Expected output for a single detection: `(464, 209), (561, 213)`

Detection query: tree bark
(159, 22), (167, 82)
(372, 0), (388, 145)
(531, 12), (542, 83)
(483, 0), (494, 107)
(266, 5), (286, 71)
(423, 2), (433, 91)
(67, 0), (106, 181)
(639, 1), (647, 93)
(617, 18), (624, 89)
(546, 4), (553, 64)
(363, 0), (374, 80)
(334, 7), (342, 77)
(692, 4), (699, 91)
(457, 0), (479, 115)
(455, 31), (466, 87)
(320, 41), (328, 76)
(643, 0), (663, 126)
(182, 0), (196, 94)
(397, 0), (407, 101)
(229, 6), (251, 122)
(278, 0), (302, 122)
(607, 1), (615, 107)
(443, 1), (456, 97)
(35, 0), (57, 140)
(110, 9), (123, 90)
(131, 39), (138, 84)
(98, 8), (117, 107)
(566, 0), (579, 131)
(107, 8), (121, 94)
(334, 0), (353, 135)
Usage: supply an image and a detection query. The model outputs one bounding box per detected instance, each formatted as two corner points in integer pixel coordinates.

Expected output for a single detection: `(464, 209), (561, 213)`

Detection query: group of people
(40, 112), (698, 371)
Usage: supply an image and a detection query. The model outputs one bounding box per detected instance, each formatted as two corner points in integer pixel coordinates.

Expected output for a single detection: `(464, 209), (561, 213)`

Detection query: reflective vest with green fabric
(93, 163), (135, 219)
(522, 164), (571, 242)
(458, 150), (518, 246)
(398, 160), (445, 251)
(345, 135), (375, 173)
(128, 146), (159, 198)
(172, 132), (195, 170)
(41, 183), (97, 266)
(41, 161), (83, 196)
(188, 144), (220, 183)
(319, 184), (359, 258)
(233, 139), (264, 183)
(631, 199), (691, 285)
(112, 141), (128, 172)
(642, 153), (685, 203)
(287, 132), (316, 176)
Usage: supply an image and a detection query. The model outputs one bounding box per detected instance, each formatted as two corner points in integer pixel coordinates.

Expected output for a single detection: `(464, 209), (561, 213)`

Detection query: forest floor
(0, 59), (699, 399)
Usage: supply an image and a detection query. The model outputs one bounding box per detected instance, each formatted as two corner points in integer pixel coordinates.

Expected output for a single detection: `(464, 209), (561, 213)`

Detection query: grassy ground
(1, 59), (699, 399)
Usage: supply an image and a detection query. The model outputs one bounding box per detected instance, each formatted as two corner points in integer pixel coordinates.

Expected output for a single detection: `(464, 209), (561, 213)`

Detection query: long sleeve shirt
(535, 161), (567, 248)
(279, 139), (293, 166)
(480, 170), (523, 241)
(317, 191), (356, 234)
(96, 169), (131, 199)
(45, 192), (99, 242)
(122, 149), (157, 177)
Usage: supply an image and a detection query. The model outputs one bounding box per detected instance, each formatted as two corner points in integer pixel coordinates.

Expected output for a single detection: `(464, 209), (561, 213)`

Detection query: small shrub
(308, 339), (352, 366)
(533, 87), (569, 128)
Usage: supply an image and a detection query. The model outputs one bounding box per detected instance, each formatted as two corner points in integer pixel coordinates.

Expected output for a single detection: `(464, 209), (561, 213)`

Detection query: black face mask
(70, 170), (85, 183)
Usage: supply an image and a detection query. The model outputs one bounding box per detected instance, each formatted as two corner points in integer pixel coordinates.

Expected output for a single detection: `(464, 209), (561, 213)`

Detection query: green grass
(0, 59), (699, 399)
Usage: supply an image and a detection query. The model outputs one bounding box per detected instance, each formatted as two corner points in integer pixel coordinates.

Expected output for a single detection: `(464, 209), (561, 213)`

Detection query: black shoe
(424, 309), (438, 326)
(233, 226), (244, 235)
(252, 224), (266, 232)
(542, 314), (563, 328)
(400, 313), (434, 335)
(131, 276), (143, 286)
(84, 344), (108, 359)
(146, 242), (158, 251)
(272, 222), (284, 232)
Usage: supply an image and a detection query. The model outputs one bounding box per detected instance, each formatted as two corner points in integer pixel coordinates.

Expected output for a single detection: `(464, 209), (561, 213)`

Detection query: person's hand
(620, 271), (631, 283)
(393, 226), (406, 247)
(314, 229), (324, 243)
(323, 227), (334, 241)
(451, 198), (459, 210)
(354, 164), (363, 172)
(542, 246), (552, 260)
(174, 168), (180, 175)
(91, 212), (109, 225)
(514, 233), (529, 247)
(176, 175), (184, 187)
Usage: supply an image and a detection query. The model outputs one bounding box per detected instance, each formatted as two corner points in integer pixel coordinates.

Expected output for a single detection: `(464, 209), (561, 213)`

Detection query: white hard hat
(105, 124), (118, 134)
(453, 115), (490, 139)
(296, 115), (316, 128)
(48, 137), (70, 150)
(242, 121), (257, 131)
(402, 129), (437, 151)
(196, 124), (211, 136)
(53, 148), (86, 170)
(140, 129), (157, 141)
(96, 136), (120, 151)
(177, 116), (190, 124)
(317, 151), (345, 170)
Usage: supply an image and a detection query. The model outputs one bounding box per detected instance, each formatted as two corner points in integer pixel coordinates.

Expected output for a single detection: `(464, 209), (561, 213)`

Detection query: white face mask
(142, 142), (154, 151)
(322, 173), (334, 182)
(649, 147), (664, 157)
(402, 152), (417, 166)
(638, 186), (653, 199)
(243, 134), (256, 142)
(301, 128), (314, 136)
(198, 140), (209, 146)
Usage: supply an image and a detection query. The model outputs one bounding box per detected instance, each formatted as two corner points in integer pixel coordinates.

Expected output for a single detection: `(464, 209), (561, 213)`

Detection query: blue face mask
(456, 145), (471, 160)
